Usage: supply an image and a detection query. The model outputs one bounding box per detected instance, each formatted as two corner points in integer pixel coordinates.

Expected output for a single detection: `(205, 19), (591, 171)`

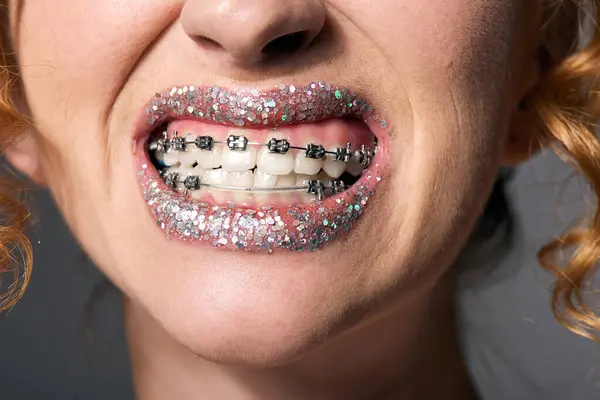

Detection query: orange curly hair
(0, 1), (598, 342)
(535, 1), (600, 340)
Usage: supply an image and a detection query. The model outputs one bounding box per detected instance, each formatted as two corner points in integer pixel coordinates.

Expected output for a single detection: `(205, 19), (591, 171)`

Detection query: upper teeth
(221, 145), (257, 172)
(257, 147), (295, 175)
(149, 132), (375, 174)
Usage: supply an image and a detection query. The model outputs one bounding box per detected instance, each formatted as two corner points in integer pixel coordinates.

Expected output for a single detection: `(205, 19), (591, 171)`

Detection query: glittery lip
(134, 83), (391, 253)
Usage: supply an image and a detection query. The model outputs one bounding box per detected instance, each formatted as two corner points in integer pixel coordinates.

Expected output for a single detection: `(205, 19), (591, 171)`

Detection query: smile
(134, 83), (391, 252)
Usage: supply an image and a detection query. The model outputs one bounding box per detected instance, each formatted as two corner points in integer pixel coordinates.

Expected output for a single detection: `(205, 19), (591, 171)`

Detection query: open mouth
(134, 83), (390, 253)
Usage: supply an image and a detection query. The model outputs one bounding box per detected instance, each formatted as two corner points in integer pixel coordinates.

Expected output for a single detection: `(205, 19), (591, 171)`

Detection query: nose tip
(181, 0), (326, 67)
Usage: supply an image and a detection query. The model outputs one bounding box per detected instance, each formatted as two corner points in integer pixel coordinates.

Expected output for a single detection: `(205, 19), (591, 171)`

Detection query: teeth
(155, 151), (165, 166)
(294, 153), (322, 175)
(345, 160), (365, 177)
(226, 171), (253, 188)
(162, 151), (180, 167)
(257, 147), (294, 175)
(192, 166), (208, 178)
(203, 169), (227, 185)
(228, 171), (254, 206)
(254, 170), (278, 189)
(221, 146), (257, 172)
(180, 133), (222, 169)
(203, 170), (228, 203)
(154, 133), (376, 201)
(174, 165), (194, 177)
(322, 147), (346, 179)
(179, 151), (197, 168)
(194, 147), (222, 169)
(172, 162), (206, 176)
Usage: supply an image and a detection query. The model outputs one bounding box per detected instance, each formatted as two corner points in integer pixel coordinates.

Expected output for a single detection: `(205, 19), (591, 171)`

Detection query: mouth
(134, 83), (391, 253)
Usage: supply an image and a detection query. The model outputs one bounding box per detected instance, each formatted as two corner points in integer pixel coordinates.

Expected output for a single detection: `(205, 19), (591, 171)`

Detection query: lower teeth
(160, 170), (346, 200)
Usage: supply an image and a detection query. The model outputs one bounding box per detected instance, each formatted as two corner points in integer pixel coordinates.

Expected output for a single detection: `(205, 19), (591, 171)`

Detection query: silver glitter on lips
(138, 164), (377, 253)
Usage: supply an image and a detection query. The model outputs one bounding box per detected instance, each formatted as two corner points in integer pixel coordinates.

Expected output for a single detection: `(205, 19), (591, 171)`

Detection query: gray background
(0, 151), (599, 400)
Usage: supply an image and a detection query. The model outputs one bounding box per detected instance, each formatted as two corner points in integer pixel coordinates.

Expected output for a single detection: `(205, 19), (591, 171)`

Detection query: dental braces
(160, 170), (346, 201)
(148, 131), (376, 166)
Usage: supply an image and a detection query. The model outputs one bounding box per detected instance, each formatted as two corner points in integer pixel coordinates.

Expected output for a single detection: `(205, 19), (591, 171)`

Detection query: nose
(181, 0), (326, 67)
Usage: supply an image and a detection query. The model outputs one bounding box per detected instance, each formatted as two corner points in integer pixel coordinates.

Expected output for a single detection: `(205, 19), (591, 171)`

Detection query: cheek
(17, 0), (180, 130)
(350, 1), (520, 280)
(15, 0), (181, 224)
(343, 0), (518, 174)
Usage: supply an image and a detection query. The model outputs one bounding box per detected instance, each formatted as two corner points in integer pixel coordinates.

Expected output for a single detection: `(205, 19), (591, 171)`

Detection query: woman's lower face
(12, 0), (540, 364)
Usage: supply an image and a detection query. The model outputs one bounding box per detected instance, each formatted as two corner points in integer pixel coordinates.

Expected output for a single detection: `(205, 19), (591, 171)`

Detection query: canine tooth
(221, 146), (256, 172)
(267, 138), (290, 154)
(294, 153), (322, 175)
(256, 147), (294, 175)
(179, 151), (197, 168)
(322, 147), (346, 179)
(346, 160), (365, 177)
(194, 147), (222, 169)
(162, 151), (180, 167)
(254, 170), (278, 188)
(226, 171), (253, 188)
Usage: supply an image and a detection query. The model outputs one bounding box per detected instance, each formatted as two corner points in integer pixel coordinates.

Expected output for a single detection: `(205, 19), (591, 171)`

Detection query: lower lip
(136, 145), (384, 254)
(134, 84), (390, 253)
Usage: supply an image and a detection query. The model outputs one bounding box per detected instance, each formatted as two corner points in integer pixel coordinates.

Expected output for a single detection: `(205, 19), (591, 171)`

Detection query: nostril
(196, 36), (224, 51)
(261, 32), (307, 58)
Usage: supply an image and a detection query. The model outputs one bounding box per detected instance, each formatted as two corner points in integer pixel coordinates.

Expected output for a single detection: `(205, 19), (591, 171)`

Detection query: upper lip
(133, 82), (384, 146)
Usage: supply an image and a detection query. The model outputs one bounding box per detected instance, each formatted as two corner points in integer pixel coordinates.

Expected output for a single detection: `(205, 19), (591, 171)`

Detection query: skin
(7, 0), (548, 398)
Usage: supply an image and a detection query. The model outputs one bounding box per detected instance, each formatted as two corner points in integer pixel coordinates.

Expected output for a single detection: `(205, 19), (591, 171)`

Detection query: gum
(164, 118), (376, 149)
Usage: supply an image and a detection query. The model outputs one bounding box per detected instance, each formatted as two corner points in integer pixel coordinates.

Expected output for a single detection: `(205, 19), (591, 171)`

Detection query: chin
(132, 203), (399, 367)
(157, 272), (348, 366)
